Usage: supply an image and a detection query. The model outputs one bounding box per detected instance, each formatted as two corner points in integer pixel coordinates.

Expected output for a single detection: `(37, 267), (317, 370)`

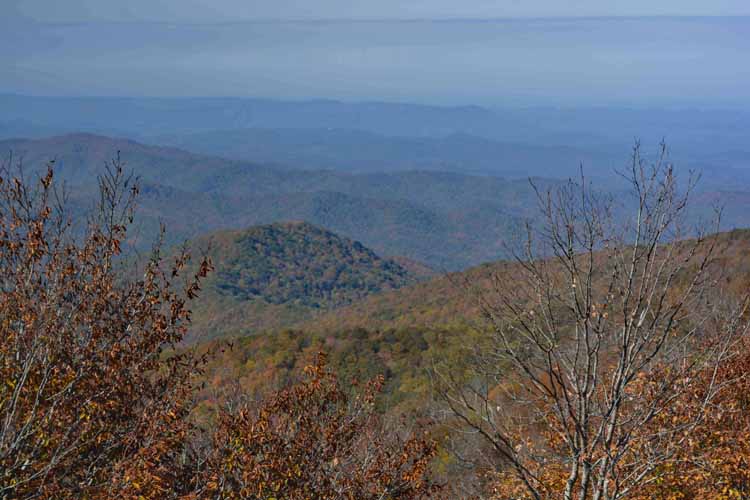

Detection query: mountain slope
(294, 228), (750, 334)
(183, 222), (423, 341)
(202, 222), (413, 307)
(190, 228), (750, 414)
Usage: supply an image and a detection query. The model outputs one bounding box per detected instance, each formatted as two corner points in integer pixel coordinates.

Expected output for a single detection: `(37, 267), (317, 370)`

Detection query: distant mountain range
(2, 94), (749, 182)
(3, 132), (749, 269)
(151, 127), (613, 179)
(0, 133), (552, 269)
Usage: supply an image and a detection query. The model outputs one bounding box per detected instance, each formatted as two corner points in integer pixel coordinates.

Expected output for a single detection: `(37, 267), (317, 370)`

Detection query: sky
(6, 0), (750, 22)
(3, 1), (750, 106)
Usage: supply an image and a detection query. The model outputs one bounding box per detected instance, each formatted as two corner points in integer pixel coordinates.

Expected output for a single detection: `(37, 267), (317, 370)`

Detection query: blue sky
(3, 2), (749, 106)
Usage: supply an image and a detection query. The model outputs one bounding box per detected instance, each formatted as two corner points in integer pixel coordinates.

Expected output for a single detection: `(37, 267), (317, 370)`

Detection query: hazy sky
(7, 0), (750, 22)
(3, 1), (749, 106)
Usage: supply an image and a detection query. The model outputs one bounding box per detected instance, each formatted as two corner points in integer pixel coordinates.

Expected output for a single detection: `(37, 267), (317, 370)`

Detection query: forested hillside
(180, 221), (422, 341)
(305, 228), (750, 331)
(190, 222), (750, 497)
(194, 226), (750, 403)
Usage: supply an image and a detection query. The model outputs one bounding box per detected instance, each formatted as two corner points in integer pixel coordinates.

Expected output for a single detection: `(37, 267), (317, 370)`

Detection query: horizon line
(2, 92), (749, 112)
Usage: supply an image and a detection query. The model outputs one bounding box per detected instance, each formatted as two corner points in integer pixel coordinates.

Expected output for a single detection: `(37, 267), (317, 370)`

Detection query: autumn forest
(2, 136), (750, 499)
(4, 4), (750, 499)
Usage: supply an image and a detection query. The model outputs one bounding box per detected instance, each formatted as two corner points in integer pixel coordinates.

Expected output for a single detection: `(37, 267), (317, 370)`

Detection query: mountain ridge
(0, 133), (537, 269)
(4, 132), (749, 270)
(181, 221), (427, 341)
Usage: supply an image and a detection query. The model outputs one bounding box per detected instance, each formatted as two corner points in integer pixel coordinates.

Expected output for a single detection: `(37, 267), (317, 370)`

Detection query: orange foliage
(199, 352), (439, 499)
(0, 162), (211, 498)
(632, 333), (750, 499)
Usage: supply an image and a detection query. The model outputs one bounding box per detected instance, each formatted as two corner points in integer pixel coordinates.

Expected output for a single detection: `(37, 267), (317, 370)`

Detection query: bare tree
(437, 142), (746, 499)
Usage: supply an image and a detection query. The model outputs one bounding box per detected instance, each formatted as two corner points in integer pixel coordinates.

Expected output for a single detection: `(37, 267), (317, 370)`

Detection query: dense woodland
(181, 221), (419, 341)
(2, 142), (750, 499)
